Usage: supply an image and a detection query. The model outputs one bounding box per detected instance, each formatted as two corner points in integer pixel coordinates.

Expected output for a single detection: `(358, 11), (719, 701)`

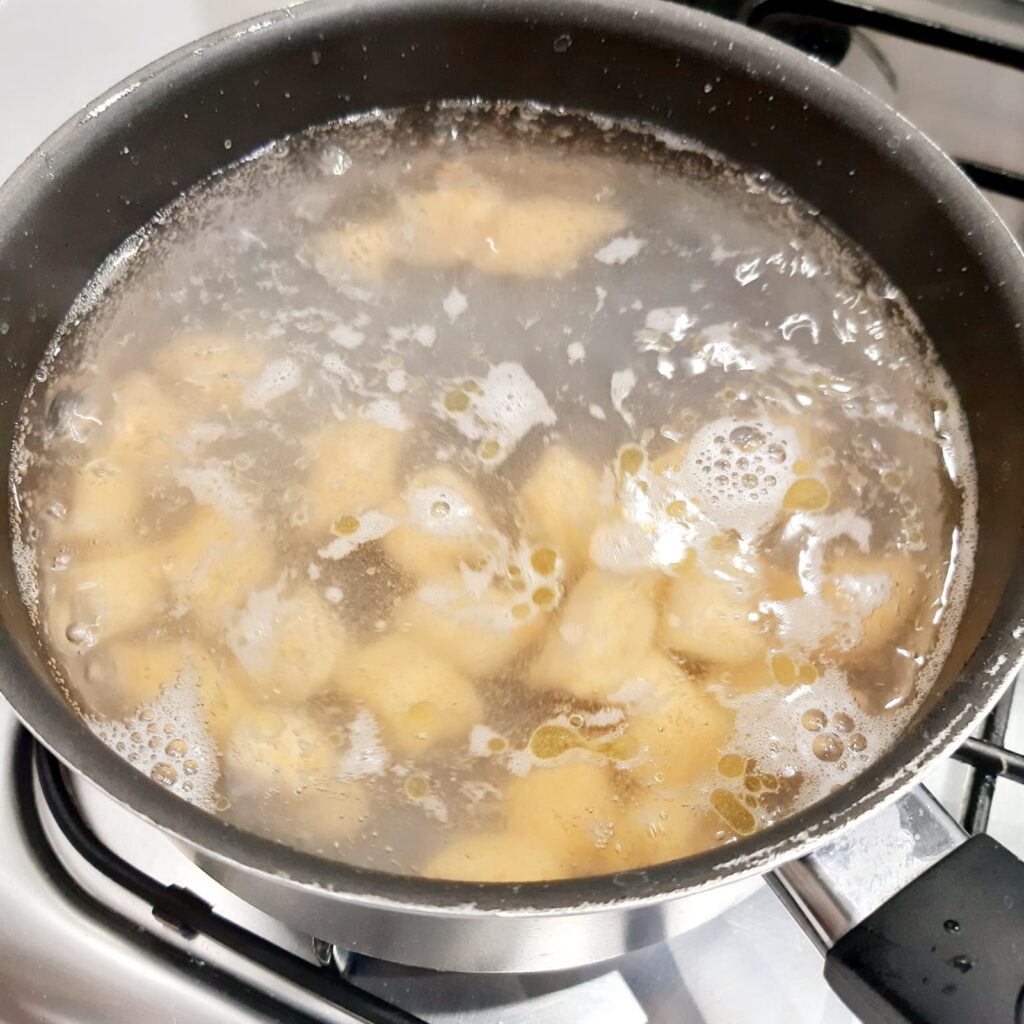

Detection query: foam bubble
(87, 675), (220, 811)
(437, 362), (556, 463)
(595, 234), (646, 264)
(338, 708), (390, 780)
(317, 511), (396, 560)
(175, 460), (255, 522)
(680, 416), (798, 537)
(718, 665), (914, 810)
(244, 356), (300, 408)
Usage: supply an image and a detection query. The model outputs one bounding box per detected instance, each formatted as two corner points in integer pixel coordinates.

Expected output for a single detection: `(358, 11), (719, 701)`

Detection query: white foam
(567, 341), (586, 365)
(87, 674), (220, 811)
(442, 287), (468, 321)
(610, 368), (637, 430)
(388, 323), (436, 348)
(244, 357), (300, 408)
(635, 306), (695, 350)
(437, 362), (556, 463)
(337, 708), (390, 779)
(225, 580), (287, 676)
(690, 323), (775, 374)
(595, 234), (646, 264)
(469, 724), (506, 757)
(679, 416), (799, 539)
(175, 460), (255, 523)
(317, 511), (396, 560)
(719, 665), (914, 808)
(361, 398), (410, 431)
(328, 322), (365, 349)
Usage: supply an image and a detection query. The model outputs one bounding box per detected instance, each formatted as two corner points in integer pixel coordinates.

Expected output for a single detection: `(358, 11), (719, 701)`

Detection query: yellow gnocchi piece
(599, 794), (710, 871)
(195, 651), (257, 747)
(231, 586), (349, 705)
(53, 546), (167, 641)
(105, 371), (187, 465)
(63, 461), (142, 542)
(622, 661), (733, 791)
(152, 331), (263, 409)
(315, 164), (625, 282)
(661, 558), (767, 667)
(398, 181), (506, 269)
(519, 445), (604, 576)
(314, 219), (400, 282)
(225, 708), (336, 794)
(101, 638), (192, 710)
(271, 780), (369, 853)
(505, 759), (619, 865)
(480, 194), (626, 277)
(823, 553), (921, 656)
(338, 634), (482, 752)
(163, 507), (275, 626)
(530, 571), (659, 700)
(305, 419), (405, 534)
(393, 578), (544, 677)
(422, 830), (574, 883)
(383, 466), (496, 579)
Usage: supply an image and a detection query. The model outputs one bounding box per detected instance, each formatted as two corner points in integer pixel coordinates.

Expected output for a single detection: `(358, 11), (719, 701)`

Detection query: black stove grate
(739, 0), (1024, 201)
(15, 728), (428, 1024)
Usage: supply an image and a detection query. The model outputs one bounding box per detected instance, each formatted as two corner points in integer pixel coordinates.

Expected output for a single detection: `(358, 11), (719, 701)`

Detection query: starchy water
(10, 104), (975, 881)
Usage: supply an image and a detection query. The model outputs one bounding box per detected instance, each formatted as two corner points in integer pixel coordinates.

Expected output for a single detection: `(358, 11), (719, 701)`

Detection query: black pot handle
(770, 787), (1024, 1023)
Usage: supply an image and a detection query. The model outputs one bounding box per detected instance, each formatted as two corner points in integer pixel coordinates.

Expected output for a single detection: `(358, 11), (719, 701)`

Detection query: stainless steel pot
(1, 1), (1023, 1017)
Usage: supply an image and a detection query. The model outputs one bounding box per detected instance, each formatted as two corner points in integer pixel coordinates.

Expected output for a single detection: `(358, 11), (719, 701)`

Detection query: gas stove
(0, 2), (1021, 1022)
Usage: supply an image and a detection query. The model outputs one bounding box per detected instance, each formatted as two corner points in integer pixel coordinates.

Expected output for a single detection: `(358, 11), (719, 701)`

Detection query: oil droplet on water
(710, 789), (756, 834)
(529, 724), (580, 759)
(405, 775), (430, 800)
(783, 477), (830, 512)
(333, 514), (360, 536)
(478, 438), (501, 460)
(444, 388), (469, 412)
(530, 548), (557, 575)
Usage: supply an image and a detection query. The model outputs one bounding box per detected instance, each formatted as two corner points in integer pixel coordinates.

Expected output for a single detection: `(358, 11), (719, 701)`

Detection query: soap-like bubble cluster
(88, 680), (220, 811)
(681, 416), (797, 536)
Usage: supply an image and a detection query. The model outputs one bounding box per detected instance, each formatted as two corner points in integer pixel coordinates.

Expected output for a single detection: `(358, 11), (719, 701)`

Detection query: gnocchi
(338, 634), (483, 752)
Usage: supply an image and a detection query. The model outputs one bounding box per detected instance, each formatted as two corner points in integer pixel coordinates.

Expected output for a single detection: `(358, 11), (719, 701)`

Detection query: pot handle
(770, 786), (1024, 1023)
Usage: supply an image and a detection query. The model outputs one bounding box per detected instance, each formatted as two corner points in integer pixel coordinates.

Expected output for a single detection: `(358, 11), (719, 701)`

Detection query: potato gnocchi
(15, 102), (972, 883)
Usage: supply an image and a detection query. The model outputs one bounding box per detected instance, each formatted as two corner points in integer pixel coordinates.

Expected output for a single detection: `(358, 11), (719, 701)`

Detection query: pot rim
(2, 0), (1024, 918)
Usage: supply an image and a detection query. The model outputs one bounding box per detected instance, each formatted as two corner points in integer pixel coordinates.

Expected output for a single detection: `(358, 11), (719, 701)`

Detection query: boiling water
(11, 105), (975, 881)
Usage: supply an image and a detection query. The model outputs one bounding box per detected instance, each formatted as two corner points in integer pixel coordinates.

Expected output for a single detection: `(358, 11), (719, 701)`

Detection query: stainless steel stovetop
(0, 1), (1021, 1021)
